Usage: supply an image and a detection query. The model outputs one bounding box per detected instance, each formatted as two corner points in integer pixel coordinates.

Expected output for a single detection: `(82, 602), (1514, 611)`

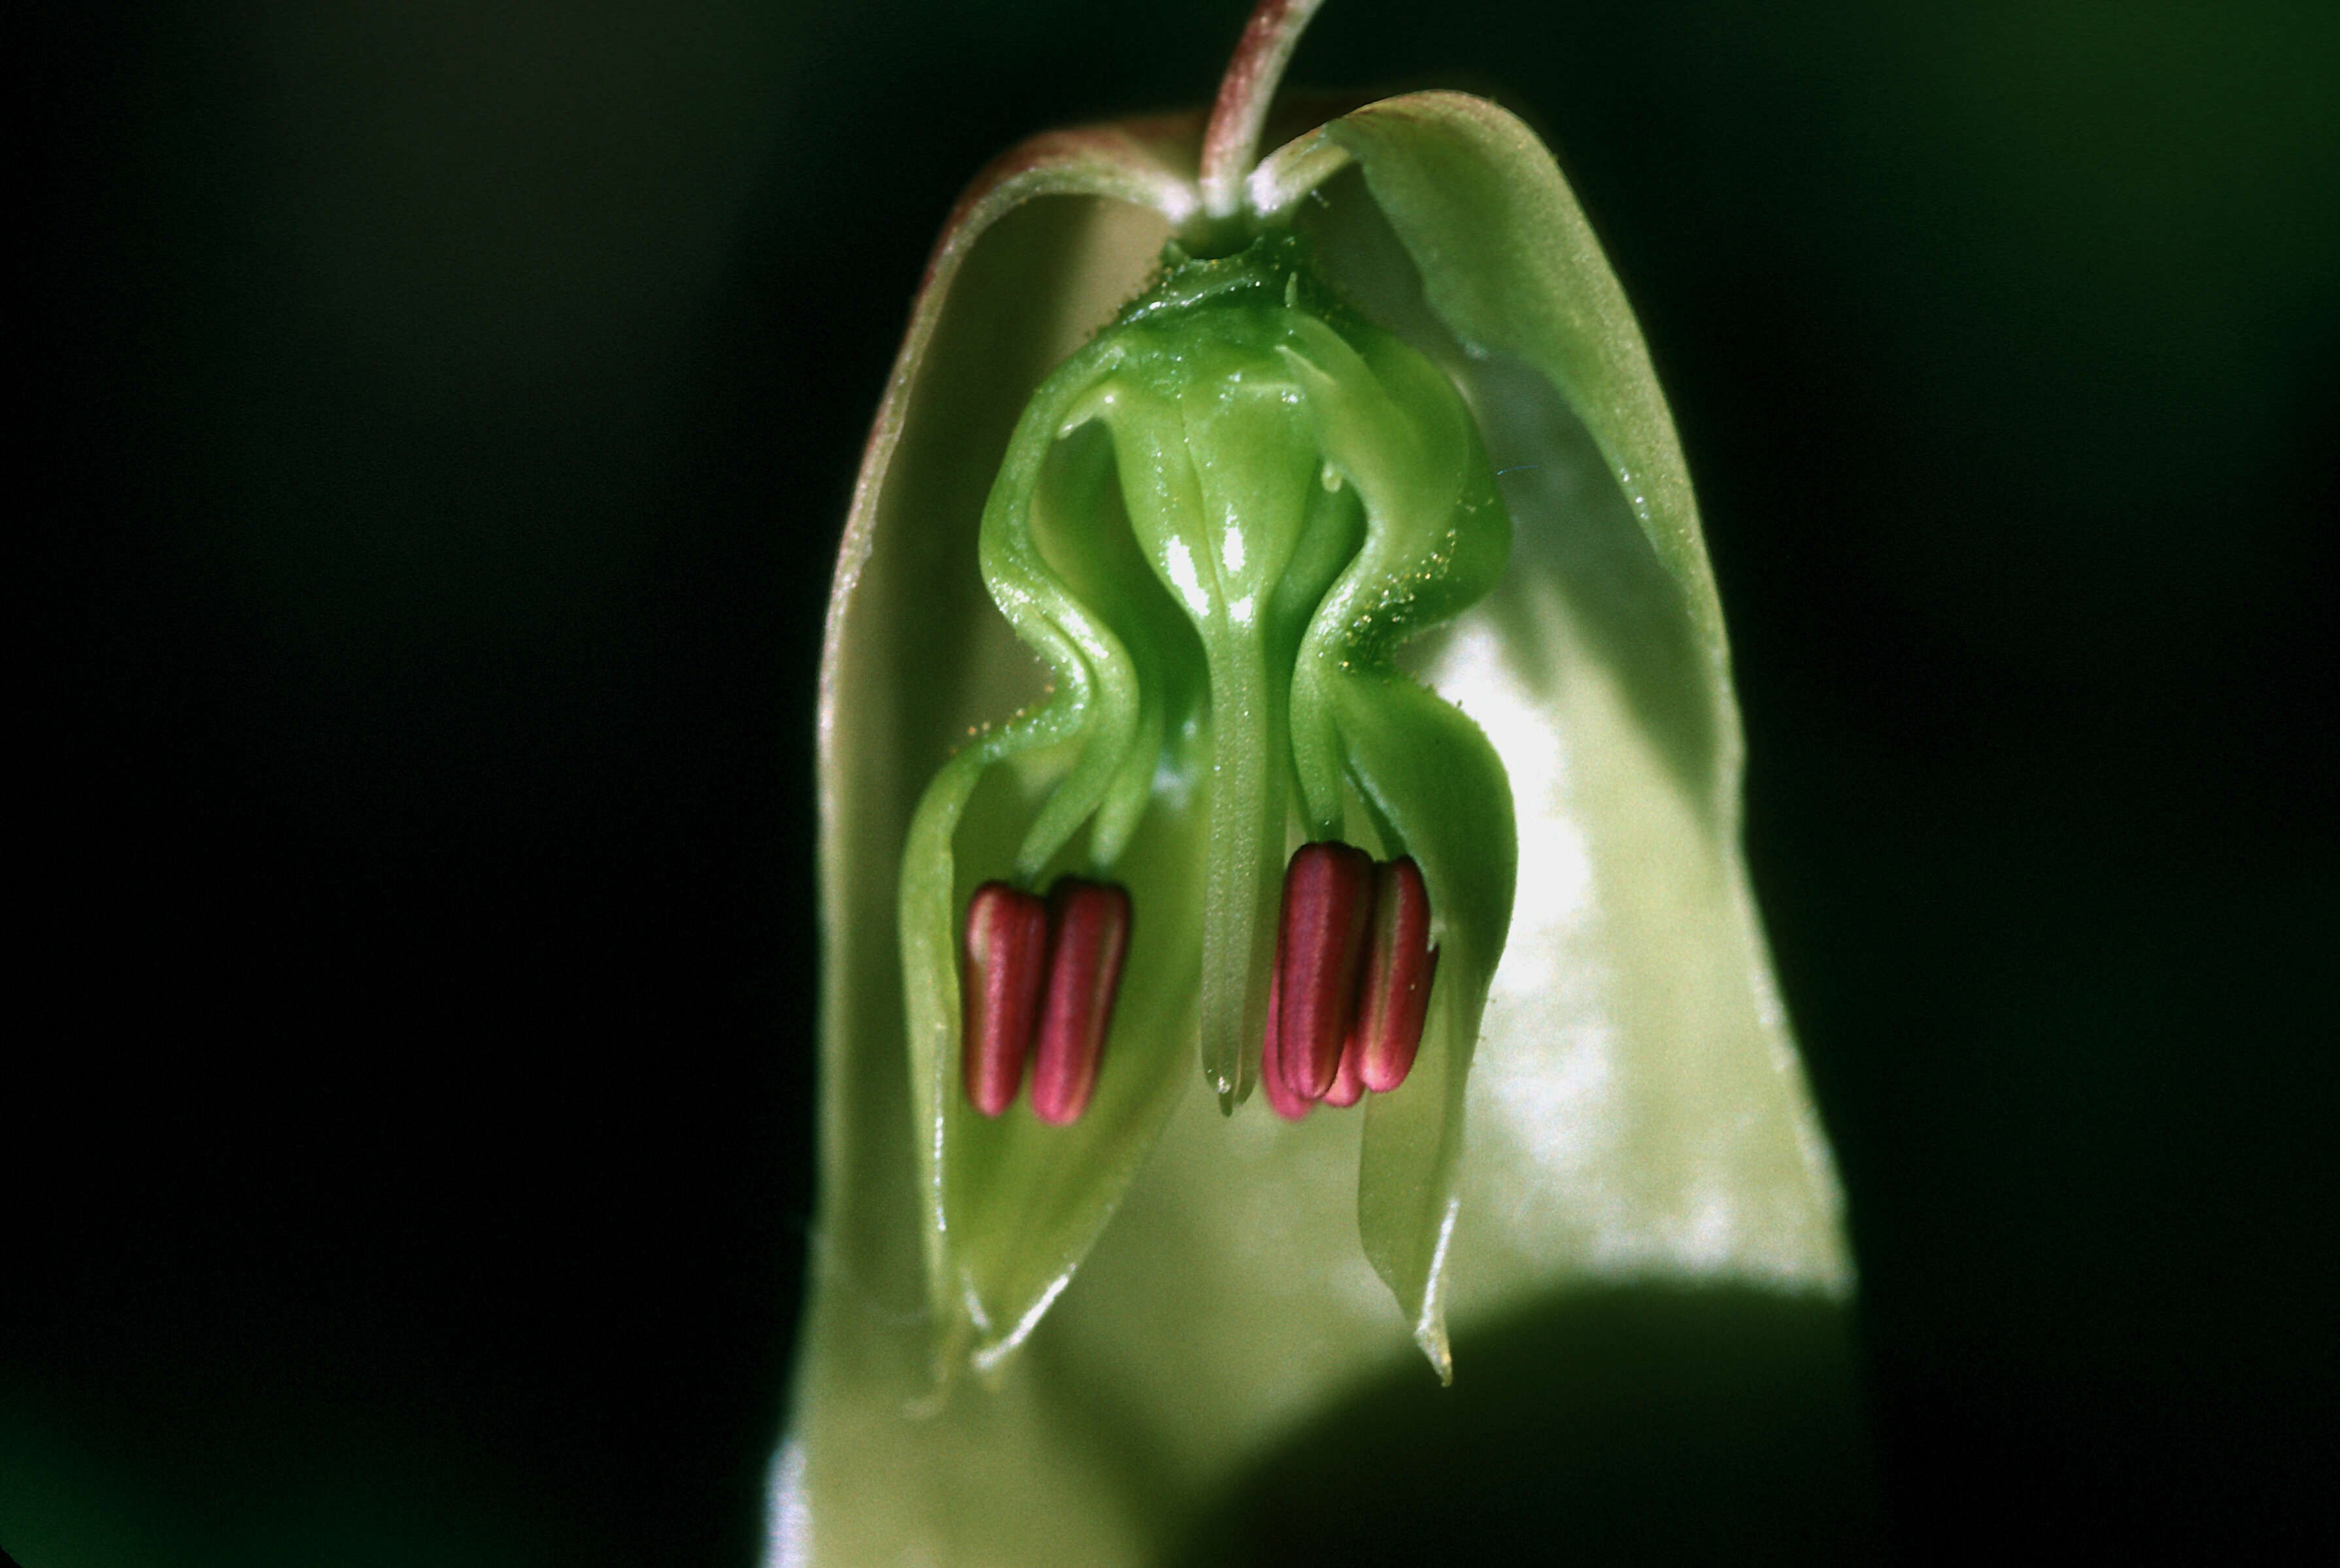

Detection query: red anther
(1030, 876), (1132, 1126)
(1274, 841), (1375, 1103)
(1349, 856), (1438, 1093)
(962, 881), (1048, 1118)
(1321, 1026), (1366, 1107)
(1257, 963), (1312, 1121)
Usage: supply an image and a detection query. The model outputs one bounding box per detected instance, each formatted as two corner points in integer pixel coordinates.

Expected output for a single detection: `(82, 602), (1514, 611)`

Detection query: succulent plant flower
(773, 3), (1854, 1562)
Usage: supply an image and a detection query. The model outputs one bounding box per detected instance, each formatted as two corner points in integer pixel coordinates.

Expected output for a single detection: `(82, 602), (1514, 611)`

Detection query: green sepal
(1338, 666), (1516, 1378)
(1302, 89), (1851, 1343)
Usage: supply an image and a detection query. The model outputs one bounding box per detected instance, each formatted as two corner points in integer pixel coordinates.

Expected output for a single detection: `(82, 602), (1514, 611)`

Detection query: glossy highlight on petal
(1031, 877), (1132, 1126)
(961, 881), (1049, 1118)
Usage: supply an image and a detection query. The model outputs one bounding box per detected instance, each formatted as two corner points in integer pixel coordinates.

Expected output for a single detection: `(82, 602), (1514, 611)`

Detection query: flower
(772, 5), (1852, 1562)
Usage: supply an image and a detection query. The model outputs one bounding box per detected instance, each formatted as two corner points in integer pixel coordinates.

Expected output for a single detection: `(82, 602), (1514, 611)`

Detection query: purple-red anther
(1261, 846), (1440, 1114)
(1321, 1029), (1367, 1108)
(1258, 963), (1314, 1122)
(1274, 842), (1376, 1103)
(961, 881), (1048, 1118)
(1349, 856), (1436, 1093)
(1029, 876), (1132, 1126)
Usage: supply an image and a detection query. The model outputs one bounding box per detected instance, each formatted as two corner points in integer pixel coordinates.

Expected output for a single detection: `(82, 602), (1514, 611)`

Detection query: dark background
(15, 1), (2333, 1561)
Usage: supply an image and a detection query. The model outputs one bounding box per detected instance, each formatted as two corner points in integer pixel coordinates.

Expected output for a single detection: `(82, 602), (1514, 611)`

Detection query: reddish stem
(1200, 0), (1330, 220)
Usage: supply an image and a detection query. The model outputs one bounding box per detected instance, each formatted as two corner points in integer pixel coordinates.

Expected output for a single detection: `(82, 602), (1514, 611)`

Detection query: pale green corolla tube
(772, 3), (1855, 1563)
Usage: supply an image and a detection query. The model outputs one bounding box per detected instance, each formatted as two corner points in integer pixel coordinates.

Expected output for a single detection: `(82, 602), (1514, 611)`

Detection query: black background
(15, 1), (2334, 1561)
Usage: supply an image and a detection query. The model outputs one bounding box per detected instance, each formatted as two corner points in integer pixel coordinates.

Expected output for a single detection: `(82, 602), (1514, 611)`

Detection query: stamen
(962, 882), (1048, 1118)
(1321, 1026), (1366, 1107)
(1274, 842), (1375, 1102)
(1257, 963), (1312, 1121)
(1350, 856), (1438, 1093)
(1030, 877), (1132, 1126)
